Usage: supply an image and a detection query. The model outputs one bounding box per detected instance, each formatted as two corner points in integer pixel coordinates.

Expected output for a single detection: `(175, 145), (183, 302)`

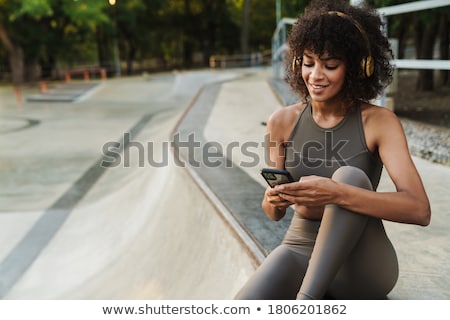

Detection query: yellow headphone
(327, 11), (374, 78)
(292, 11), (374, 78)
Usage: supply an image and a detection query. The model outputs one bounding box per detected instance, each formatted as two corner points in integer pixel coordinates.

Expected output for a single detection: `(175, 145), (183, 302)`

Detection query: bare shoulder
(267, 102), (305, 129)
(361, 103), (403, 130)
(266, 102), (306, 141)
(361, 102), (399, 122)
(360, 102), (406, 146)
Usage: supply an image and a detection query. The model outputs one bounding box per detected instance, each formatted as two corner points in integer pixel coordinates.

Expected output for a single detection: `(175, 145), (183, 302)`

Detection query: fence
(209, 52), (271, 69)
(272, 0), (450, 106)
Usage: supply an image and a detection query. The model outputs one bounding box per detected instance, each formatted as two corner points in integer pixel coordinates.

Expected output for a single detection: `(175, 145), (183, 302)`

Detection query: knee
(331, 166), (373, 190)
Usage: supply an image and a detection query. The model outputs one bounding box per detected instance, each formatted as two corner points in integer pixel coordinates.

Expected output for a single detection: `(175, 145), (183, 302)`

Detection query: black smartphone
(260, 168), (295, 188)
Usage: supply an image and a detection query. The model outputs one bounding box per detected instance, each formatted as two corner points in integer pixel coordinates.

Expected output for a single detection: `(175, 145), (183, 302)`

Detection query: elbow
(267, 215), (280, 221)
(404, 191), (431, 226)
(416, 201), (431, 227)
(264, 208), (285, 221)
(262, 200), (285, 221)
(270, 213), (284, 222)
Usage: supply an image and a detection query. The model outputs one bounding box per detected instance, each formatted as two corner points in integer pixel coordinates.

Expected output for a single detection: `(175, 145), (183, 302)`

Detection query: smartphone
(260, 168), (295, 188)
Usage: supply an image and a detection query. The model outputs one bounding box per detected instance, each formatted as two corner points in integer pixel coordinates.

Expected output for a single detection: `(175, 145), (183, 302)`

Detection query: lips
(309, 83), (328, 95)
(310, 83), (328, 89)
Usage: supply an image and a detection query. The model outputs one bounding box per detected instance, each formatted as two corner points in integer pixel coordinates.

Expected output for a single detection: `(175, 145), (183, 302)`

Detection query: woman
(235, 0), (430, 300)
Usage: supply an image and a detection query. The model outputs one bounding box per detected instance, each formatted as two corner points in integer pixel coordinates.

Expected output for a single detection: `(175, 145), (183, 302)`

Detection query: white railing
(379, 0), (450, 73)
(272, 17), (295, 78)
(377, 0), (450, 15)
(272, 0), (450, 81)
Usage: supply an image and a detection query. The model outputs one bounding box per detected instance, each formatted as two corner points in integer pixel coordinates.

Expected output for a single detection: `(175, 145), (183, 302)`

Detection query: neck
(309, 98), (354, 128)
(310, 97), (350, 116)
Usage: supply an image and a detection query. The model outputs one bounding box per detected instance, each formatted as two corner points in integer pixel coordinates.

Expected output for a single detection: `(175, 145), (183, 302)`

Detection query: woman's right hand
(265, 186), (293, 209)
(262, 186), (294, 221)
(265, 185), (324, 221)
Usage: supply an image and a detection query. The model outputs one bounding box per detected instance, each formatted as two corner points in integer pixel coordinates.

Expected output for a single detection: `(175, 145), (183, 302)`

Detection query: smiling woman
(300, 51), (346, 105)
(234, 0), (430, 300)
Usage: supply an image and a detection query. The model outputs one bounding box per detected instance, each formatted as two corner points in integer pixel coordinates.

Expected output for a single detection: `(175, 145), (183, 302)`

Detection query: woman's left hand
(274, 175), (339, 207)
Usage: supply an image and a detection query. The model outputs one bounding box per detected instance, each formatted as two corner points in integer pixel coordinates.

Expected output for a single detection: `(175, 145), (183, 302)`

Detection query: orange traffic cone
(40, 81), (48, 93)
(13, 86), (23, 105)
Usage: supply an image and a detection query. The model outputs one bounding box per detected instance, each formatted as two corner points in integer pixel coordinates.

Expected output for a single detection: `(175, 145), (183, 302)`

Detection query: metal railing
(272, 0), (450, 84)
(209, 52), (269, 68)
(272, 17), (295, 79)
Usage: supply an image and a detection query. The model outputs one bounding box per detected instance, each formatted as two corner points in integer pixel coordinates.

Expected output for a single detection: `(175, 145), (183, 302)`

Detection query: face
(301, 50), (346, 102)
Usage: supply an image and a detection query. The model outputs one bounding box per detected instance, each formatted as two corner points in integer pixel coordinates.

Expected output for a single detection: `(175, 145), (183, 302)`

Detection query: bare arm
(261, 106), (299, 221)
(275, 108), (431, 226)
(361, 108), (430, 225)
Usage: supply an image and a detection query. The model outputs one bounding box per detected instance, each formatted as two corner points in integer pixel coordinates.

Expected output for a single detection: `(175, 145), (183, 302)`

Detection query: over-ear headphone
(326, 11), (374, 78)
(292, 11), (374, 78)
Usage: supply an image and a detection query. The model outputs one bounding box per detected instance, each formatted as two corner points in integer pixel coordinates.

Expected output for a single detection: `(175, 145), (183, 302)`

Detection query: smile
(310, 84), (328, 89)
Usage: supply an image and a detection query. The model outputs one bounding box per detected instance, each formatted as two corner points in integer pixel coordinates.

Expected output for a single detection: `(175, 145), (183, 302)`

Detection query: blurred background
(0, 0), (448, 300)
(0, 0), (448, 125)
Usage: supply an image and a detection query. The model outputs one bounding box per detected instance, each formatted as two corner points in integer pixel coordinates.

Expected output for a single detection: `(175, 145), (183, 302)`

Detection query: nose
(310, 64), (324, 80)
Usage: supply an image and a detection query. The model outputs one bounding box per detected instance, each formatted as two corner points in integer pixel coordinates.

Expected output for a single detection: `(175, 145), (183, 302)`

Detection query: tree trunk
(126, 43), (136, 75)
(413, 17), (423, 60)
(182, 0), (193, 68)
(439, 12), (449, 86)
(39, 55), (56, 80)
(203, 0), (217, 66)
(96, 25), (116, 76)
(0, 23), (25, 85)
(241, 0), (250, 54)
(395, 14), (412, 59)
(25, 59), (39, 82)
(9, 46), (25, 85)
(416, 14), (439, 91)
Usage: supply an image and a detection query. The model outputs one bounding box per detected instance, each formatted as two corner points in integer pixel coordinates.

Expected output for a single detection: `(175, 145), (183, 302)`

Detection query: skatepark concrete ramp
(0, 71), (258, 299)
(2, 69), (449, 299)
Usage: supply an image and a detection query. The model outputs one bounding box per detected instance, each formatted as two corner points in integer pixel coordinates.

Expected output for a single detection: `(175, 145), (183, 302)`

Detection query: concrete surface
(0, 67), (449, 300)
(0, 71), (256, 299)
(175, 67), (450, 299)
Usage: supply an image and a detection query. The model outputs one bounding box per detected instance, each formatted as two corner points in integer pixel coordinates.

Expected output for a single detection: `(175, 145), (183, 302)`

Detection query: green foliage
(0, 0), (447, 84)
(61, 0), (109, 27)
(9, 0), (53, 20)
(282, 0), (309, 18)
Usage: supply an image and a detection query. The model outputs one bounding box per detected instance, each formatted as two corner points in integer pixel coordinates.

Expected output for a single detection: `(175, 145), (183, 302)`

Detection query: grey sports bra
(284, 103), (383, 190)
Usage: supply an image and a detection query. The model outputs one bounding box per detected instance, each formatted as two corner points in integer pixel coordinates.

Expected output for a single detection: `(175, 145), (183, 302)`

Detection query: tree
(414, 10), (440, 91)
(438, 8), (449, 86)
(241, 0), (250, 54)
(368, 0), (450, 91)
(0, 0), (109, 84)
(1, 0), (276, 81)
(105, 0), (158, 75)
(0, 23), (24, 85)
(0, 0), (53, 84)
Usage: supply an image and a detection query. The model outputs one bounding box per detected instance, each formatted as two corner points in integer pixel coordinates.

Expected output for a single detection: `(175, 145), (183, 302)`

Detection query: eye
(303, 62), (314, 68)
(326, 65), (338, 70)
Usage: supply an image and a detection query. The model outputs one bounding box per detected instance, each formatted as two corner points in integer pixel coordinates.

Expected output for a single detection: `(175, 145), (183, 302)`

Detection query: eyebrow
(303, 52), (341, 61)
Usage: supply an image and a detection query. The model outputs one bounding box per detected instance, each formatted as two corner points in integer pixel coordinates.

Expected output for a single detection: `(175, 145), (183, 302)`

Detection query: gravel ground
(269, 73), (450, 167)
(392, 71), (449, 166)
(400, 118), (449, 166)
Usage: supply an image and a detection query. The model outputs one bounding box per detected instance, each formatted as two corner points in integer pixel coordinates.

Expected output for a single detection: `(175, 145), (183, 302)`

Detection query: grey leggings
(235, 166), (399, 300)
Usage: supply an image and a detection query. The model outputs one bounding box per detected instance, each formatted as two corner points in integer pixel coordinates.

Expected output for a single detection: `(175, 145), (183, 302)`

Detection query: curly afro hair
(285, 0), (394, 103)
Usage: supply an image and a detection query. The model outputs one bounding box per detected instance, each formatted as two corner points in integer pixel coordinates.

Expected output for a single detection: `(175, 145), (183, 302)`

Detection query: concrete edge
(169, 76), (266, 268)
(182, 162), (265, 266)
